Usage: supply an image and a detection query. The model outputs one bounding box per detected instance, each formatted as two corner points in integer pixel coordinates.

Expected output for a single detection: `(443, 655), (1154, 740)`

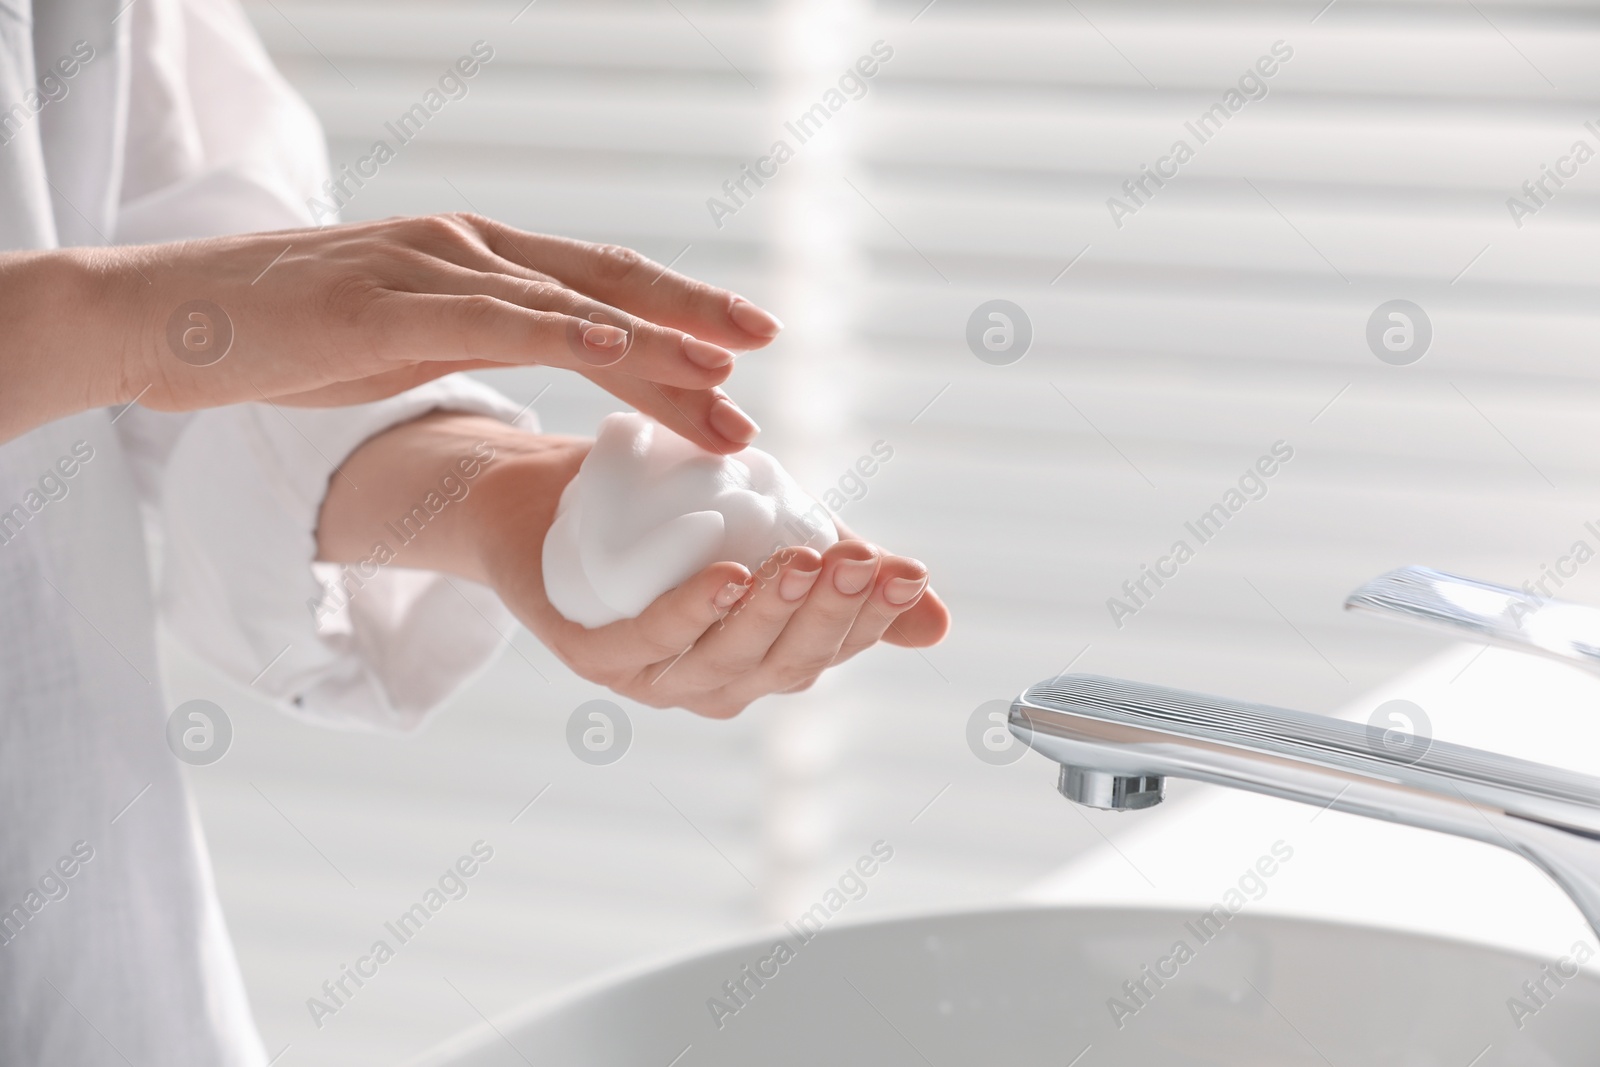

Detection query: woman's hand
(0, 214), (778, 447)
(318, 414), (950, 719)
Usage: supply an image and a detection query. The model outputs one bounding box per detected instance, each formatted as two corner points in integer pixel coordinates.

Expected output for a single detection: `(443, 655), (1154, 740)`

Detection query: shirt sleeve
(97, 0), (537, 730)
(153, 375), (536, 732)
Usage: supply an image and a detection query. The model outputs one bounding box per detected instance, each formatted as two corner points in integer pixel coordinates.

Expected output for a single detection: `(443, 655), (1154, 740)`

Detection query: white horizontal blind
(180, 3), (1600, 1063)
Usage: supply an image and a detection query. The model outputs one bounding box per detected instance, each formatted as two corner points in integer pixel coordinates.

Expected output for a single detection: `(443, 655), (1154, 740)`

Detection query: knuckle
(589, 243), (649, 283)
(511, 278), (550, 309)
(525, 280), (576, 311)
(701, 650), (762, 679)
(327, 277), (391, 347)
(325, 272), (381, 317)
(682, 275), (724, 308)
(811, 601), (862, 628)
(383, 243), (438, 273)
(454, 292), (503, 330)
(637, 630), (690, 663)
(407, 213), (473, 249)
(776, 653), (832, 685)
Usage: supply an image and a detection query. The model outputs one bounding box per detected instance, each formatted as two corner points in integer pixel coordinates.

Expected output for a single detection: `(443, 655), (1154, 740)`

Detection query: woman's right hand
(0, 213), (781, 447)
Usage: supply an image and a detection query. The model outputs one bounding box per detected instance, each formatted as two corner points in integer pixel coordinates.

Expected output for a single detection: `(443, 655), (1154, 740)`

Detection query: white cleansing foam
(542, 413), (839, 627)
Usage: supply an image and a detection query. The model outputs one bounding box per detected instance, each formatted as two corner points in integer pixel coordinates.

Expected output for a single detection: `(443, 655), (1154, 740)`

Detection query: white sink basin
(409, 906), (1597, 1065)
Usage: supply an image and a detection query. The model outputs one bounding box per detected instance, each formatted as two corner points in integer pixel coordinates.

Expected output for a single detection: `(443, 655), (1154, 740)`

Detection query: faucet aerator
(1058, 765), (1165, 811)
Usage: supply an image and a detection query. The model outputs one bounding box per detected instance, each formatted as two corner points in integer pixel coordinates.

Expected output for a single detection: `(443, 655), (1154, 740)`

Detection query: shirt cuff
(158, 375), (533, 731)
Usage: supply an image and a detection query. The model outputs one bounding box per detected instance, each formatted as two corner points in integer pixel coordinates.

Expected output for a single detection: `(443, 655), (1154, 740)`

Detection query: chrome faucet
(1346, 564), (1600, 676)
(1009, 567), (1600, 940)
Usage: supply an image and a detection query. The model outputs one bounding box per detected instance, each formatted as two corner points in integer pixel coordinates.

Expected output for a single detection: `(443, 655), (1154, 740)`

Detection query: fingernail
(708, 396), (760, 444)
(883, 575), (928, 606)
(729, 298), (784, 339)
(779, 565), (822, 602)
(583, 323), (628, 350)
(683, 336), (735, 370)
(714, 580), (748, 610)
(832, 557), (877, 596)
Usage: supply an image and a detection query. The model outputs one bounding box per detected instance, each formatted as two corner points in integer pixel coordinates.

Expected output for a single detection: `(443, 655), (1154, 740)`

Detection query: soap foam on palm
(543, 413), (839, 627)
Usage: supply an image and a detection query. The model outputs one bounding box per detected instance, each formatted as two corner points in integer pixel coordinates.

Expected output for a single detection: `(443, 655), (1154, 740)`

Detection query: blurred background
(159, 1), (1600, 1063)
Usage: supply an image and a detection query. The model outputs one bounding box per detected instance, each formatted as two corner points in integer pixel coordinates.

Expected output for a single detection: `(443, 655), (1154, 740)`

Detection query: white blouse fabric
(0, 0), (525, 1062)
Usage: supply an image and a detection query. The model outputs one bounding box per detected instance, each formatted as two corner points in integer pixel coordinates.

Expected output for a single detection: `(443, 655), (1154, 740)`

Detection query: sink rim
(403, 900), (1598, 1066)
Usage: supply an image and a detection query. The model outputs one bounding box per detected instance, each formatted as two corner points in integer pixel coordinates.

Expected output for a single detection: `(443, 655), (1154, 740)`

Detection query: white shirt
(1, 1), (523, 1062)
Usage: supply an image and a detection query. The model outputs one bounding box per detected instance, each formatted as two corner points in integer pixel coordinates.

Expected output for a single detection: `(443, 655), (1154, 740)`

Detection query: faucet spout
(1010, 673), (1600, 940)
(1346, 564), (1600, 675)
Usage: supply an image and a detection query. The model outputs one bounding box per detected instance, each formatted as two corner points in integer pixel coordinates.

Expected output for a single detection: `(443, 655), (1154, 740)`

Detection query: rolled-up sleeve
(151, 375), (534, 731)
(92, 0), (538, 731)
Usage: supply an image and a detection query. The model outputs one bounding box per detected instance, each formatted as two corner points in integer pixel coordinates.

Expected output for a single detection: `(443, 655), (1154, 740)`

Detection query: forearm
(0, 249), (129, 442)
(315, 411), (585, 587)
(2, 217), (778, 451)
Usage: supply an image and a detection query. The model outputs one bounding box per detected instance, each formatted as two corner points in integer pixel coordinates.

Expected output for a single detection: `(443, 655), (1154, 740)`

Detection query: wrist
(317, 411), (588, 591)
(0, 249), (129, 440)
(467, 431), (589, 591)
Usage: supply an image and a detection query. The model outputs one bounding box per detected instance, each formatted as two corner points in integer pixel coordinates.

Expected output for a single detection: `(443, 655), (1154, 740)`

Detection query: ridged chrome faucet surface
(1346, 564), (1600, 674)
(1010, 672), (1600, 940)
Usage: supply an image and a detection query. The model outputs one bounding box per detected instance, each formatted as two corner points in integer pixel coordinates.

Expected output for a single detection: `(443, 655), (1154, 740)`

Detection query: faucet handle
(1345, 564), (1600, 675)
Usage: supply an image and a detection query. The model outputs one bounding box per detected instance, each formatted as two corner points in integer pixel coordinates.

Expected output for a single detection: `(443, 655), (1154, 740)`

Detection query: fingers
(823, 517), (950, 650)
(408, 266), (739, 391)
(643, 543), (937, 715)
(640, 542), (878, 718)
(367, 291), (599, 368)
(828, 555), (930, 666)
(582, 372), (759, 455)
(585, 541), (944, 717)
(732, 541), (880, 693)
(611, 561), (751, 681)
(366, 219), (766, 453)
(879, 589), (952, 647)
(667, 548), (823, 694)
(454, 217), (784, 350)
